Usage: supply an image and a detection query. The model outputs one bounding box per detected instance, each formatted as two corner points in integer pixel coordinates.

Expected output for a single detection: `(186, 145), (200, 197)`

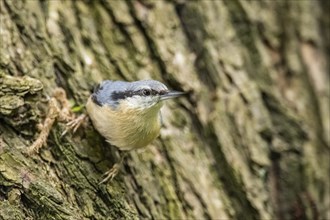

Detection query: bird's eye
(141, 89), (151, 96)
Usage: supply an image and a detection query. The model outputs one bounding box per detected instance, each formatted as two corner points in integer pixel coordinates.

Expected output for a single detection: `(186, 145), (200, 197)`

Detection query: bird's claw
(98, 163), (121, 184)
(61, 114), (87, 137)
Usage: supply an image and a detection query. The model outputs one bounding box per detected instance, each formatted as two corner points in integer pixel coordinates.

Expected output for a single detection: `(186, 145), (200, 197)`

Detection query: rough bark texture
(0, 0), (329, 219)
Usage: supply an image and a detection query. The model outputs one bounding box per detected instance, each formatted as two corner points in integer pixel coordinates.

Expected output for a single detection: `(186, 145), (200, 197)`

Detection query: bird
(80, 79), (185, 183)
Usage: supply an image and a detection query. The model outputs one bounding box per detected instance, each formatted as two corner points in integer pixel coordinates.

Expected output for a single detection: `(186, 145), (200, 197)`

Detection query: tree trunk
(1, 0), (329, 219)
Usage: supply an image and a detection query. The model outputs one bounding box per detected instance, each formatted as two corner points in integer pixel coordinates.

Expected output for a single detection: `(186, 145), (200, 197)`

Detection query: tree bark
(0, 0), (329, 219)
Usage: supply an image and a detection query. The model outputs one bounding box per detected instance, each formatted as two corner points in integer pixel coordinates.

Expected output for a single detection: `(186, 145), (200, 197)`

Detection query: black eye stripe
(91, 94), (102, 106)
(141, 89), (159, 96)
(111, 90), (134, 100)
(111, 89), (167, 101)
(158, 90), (167, 95)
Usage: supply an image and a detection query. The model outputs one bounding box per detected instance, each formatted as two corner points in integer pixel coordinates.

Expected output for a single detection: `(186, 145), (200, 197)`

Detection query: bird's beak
(160, 91), (186, 101)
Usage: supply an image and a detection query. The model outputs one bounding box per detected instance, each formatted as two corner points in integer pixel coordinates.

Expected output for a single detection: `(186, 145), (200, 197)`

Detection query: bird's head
(91, 80), (185, 112)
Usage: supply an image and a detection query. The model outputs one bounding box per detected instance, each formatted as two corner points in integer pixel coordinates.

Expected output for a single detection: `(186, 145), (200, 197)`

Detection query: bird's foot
(61, 113), (87, 137)
(99, 163), (122, 184)
(98, 151), (128, 184)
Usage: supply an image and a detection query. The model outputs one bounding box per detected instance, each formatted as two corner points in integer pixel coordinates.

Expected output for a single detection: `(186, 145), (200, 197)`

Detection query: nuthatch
(85, 80), (185, 183)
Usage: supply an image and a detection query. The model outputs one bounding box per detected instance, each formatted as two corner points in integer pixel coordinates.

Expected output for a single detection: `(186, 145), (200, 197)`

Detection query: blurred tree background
(0, 0), (329, 219)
